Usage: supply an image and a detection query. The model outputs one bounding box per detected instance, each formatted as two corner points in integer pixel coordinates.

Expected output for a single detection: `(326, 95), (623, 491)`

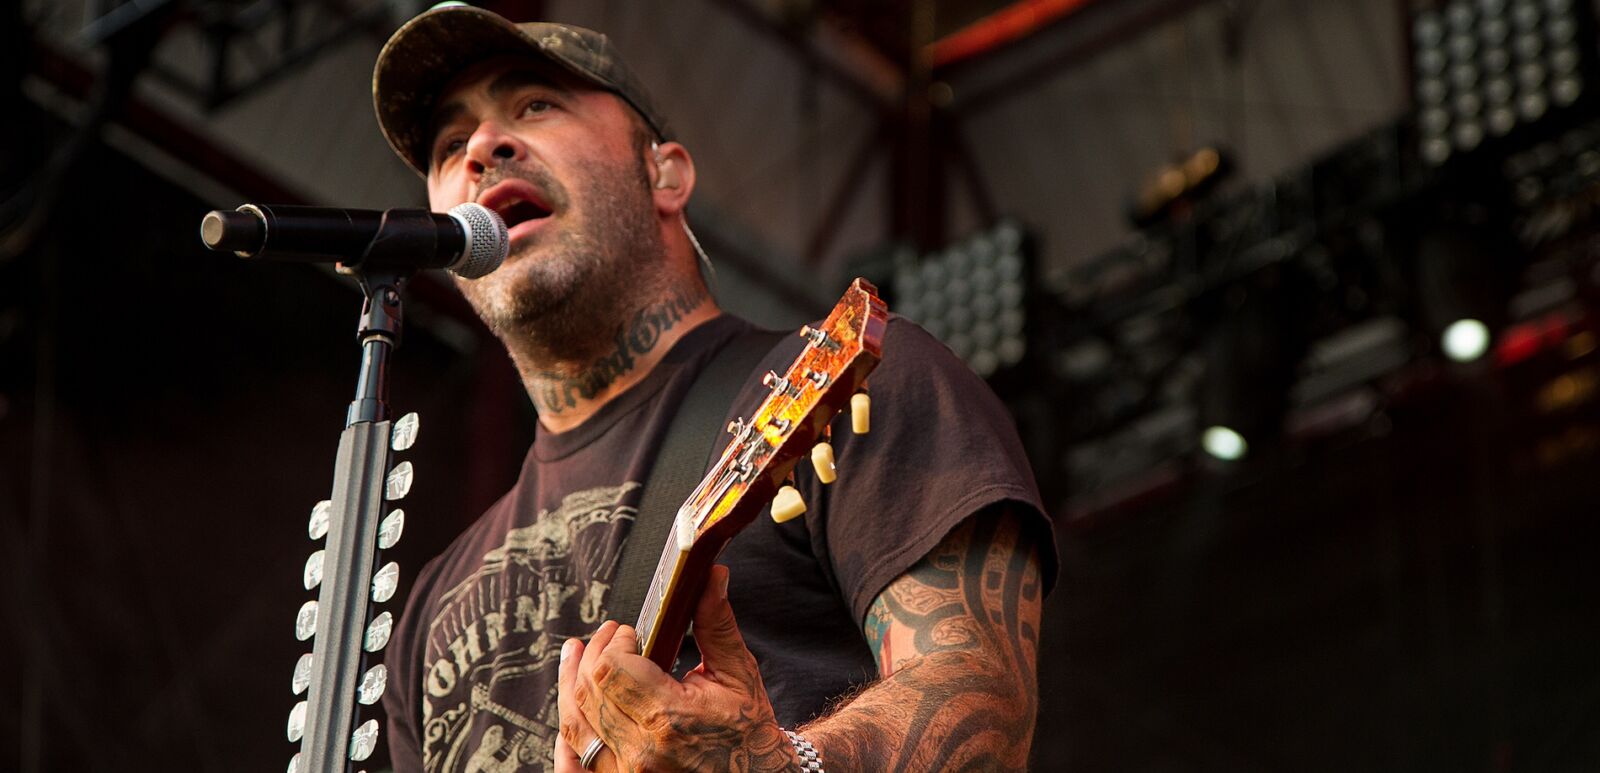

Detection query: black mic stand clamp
(346, 267), (407, 425)
(294, 243), (423, 771)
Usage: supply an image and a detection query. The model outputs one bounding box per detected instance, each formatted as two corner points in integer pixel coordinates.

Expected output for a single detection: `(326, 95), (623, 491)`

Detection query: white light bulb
(1442, 319), (1492, 362)
(1202, 426), (1249, 462)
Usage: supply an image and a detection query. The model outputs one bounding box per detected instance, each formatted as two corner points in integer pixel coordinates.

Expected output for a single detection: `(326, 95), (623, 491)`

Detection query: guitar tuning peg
(851, 392), (871, 434)
(350, 719), (380, 762)
(385, 461), (414, 501)
(810, 442), (837, 484)
(391, 411), (420, 451)
(771, 485), (806, 523)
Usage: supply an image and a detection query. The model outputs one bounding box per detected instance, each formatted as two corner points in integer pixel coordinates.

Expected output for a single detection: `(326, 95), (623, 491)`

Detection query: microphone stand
(299, 229), (421, 771)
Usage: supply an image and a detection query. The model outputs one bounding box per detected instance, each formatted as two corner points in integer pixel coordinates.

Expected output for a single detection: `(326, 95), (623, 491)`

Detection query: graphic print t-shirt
(383, 313), (1055, 773)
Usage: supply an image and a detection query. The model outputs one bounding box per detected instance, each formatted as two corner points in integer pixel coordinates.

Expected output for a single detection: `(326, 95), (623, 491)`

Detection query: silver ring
(579, 736), (606, 770)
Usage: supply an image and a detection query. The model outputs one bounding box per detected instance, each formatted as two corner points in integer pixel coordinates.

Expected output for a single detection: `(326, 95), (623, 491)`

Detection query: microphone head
(447, 202), (509, 278)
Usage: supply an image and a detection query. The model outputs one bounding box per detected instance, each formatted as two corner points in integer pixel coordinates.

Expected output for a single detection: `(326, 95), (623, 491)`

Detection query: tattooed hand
(556, 565), (798, 772)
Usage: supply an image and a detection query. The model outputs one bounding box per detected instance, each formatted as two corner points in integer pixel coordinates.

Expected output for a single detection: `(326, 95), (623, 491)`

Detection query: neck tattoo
(534, 286), (706, 416)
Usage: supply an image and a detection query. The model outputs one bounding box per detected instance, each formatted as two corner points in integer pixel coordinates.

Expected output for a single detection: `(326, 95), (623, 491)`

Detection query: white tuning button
(850, 392), (871, 434)
(771, 485), (806, 523)
(811, 443), (837, 484)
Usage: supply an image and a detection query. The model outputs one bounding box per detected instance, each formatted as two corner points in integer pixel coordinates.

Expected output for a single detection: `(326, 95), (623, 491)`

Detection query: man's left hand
(556, 565), (798, 772)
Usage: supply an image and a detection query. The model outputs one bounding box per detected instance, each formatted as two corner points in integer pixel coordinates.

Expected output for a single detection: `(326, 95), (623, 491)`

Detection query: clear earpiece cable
(682, 213), (717, 294)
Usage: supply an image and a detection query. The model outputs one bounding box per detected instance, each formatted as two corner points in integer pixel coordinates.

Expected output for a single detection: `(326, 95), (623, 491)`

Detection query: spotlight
(1201, 426), (1249, 462)
(1414, 226), (1510, 365)
(1197, 270), (1308, 465)
(1442, 318), (1493, 361)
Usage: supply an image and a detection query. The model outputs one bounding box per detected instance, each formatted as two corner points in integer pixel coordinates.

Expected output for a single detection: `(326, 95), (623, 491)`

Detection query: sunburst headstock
(690, 278), (887, 534)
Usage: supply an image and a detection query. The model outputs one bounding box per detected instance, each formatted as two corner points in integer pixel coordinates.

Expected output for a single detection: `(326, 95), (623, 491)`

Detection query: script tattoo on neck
(808, 510), (1043, 771)
(534, 286), (705, 415)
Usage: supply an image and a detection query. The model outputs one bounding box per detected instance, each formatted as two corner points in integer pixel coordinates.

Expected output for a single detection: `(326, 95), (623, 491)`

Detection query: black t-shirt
(383, 313), (1056, 773)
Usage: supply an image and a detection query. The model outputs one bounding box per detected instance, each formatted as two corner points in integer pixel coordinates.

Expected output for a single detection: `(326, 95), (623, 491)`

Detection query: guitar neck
(634, 511), (691, 666)
(634, 442), (747, 669)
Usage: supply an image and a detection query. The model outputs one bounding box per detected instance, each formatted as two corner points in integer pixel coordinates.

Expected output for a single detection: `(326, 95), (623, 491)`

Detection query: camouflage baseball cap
(372, 5), (671, 177)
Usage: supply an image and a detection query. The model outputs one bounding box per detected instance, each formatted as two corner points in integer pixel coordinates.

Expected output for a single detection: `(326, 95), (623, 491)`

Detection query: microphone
(199, 202), (509, 279)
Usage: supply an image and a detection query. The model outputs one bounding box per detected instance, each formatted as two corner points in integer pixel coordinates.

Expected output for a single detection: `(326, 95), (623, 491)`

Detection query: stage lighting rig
(1411, 0), (1597, 166)
(892, 220), (1034, 378)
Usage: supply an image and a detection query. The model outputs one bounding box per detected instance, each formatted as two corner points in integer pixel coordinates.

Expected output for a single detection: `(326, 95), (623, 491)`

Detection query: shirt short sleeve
(799, 316), (1056, 623)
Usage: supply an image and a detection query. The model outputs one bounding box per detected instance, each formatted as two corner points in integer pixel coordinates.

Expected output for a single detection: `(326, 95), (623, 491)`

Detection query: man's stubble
(455, 151), (672, 372)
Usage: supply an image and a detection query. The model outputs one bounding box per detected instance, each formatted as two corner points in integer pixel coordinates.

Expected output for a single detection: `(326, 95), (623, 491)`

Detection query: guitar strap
(608, 325), (786, 630)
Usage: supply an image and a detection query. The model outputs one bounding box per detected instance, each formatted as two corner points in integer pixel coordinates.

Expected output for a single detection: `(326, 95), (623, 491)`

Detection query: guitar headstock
(689, 278), (887, 535)
(635, 278), (887, 667)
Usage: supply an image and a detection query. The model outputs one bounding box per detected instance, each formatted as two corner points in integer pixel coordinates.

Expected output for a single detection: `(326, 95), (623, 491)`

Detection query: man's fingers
(575, 621), (618, 728)
(559, 636), (586, 719)
(553, 729), (582, 773)
(603, 623), (639, 656)
(690, 565), (754, 679)
(557, 637), (599, 772)
(560, 637), (584, 693)
(582, 620), (620, 674)
(590, 625), (679, 727)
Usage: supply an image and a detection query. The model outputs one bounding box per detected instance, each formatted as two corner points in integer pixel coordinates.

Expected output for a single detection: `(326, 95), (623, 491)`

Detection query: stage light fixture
(1414, 226), (1510, 365)
(1411, 0), (1594, 165)
(892, 220), (1033, 378)
(1201, 425), (1249, 462)
(1442, 318), (1493, 361)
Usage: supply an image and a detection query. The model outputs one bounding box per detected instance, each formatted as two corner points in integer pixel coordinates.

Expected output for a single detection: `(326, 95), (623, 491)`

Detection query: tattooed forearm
(806, 510), (1043, 771)
(533, 286), (706, 415)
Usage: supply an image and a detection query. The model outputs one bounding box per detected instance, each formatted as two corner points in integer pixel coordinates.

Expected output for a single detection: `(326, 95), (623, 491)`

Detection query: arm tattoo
(533, 287), (705, 415)
(806, 509), (1043, 771)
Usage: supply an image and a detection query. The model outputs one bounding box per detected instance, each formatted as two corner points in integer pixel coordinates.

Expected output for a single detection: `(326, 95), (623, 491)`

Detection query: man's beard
(455, 152), (670, 369)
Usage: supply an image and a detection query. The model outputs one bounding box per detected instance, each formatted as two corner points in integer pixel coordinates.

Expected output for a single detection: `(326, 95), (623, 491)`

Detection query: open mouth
(498, 199), (551, 229)
(478, 180), (555, 235)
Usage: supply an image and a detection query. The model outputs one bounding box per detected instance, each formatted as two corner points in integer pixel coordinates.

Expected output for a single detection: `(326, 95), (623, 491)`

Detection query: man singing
(370, 5), (1056, 771)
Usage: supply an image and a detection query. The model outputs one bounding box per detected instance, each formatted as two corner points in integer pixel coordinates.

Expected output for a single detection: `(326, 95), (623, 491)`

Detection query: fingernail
(561, 639), (573, 663)
(718, 570), (729, 600)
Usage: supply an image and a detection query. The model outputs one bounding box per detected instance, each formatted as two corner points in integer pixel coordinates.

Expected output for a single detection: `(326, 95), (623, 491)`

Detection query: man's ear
(649, 141), (696, 216)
